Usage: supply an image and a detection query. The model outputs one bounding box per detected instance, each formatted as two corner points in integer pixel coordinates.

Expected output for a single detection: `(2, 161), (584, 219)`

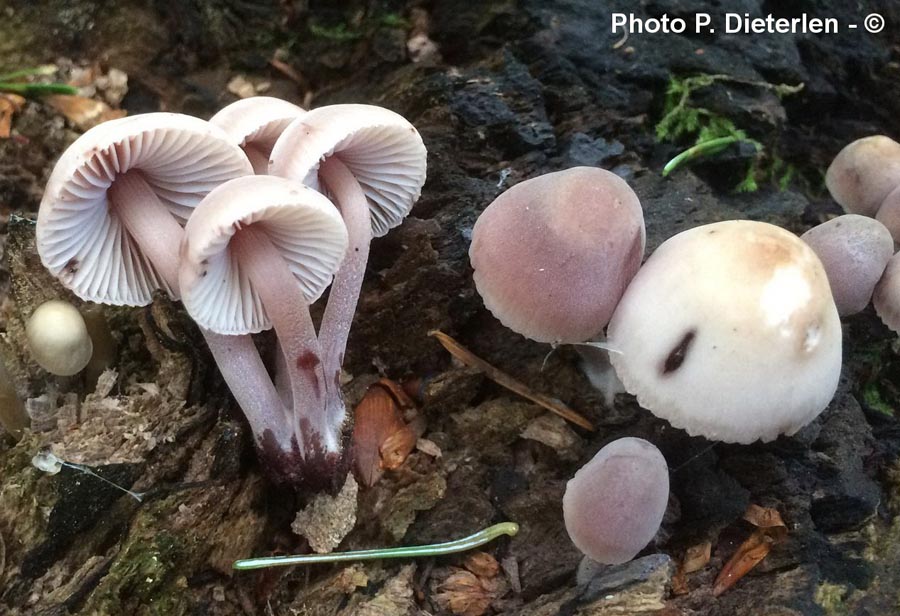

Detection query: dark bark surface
(1, 1), (900, 614)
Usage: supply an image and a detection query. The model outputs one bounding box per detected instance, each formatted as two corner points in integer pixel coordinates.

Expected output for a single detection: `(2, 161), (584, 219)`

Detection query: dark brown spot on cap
(661, 329), (696, 375)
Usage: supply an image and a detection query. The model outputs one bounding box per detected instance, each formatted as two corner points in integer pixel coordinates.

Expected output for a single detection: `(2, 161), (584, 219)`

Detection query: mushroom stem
(317, 157), (372, 427)
(230, 226), (331, 452)
(108, 171), (184, 298)
(202, 331), (291, 442)
(244, 144), (270, 175)
(109, 173), (293, 454)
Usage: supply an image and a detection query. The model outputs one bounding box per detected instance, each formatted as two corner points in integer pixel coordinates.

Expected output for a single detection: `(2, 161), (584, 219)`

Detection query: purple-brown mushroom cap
(469, 167), (645, 344)
(563, 437), (669, 565)
(801, 214), (894, 316)
(826, 135), (900, 217)
(874, 251), (900, 333)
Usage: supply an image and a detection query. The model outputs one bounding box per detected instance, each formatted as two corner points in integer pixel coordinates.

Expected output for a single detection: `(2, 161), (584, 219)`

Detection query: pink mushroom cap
(179, 175), (349, 335)
(469, 167), (645, 344)
(37, 113), (252, 305)
(826, 135), (900, 217)
(874, 251), (900, 333)
(563, 437), (669, 565)
(801, 214), (894, 316)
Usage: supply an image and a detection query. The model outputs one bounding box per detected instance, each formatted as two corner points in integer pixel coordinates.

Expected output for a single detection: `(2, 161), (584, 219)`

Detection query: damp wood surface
(1, 1), (900, 615)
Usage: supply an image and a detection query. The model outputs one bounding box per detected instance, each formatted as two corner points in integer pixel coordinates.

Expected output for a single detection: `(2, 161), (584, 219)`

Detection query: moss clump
(81, 498), (195, 615)
(656, 73), (802, 191)
(815, 582), (849, 616)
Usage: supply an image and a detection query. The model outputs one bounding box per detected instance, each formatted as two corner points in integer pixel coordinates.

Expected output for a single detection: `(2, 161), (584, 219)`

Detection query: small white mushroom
(26, 300), (93, 376)
(607, 221), (842, 444)
(801, 214), (894, 315)
(563, 437), (669, 564)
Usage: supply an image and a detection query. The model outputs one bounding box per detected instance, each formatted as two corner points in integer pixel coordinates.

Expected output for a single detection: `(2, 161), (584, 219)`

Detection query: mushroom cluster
(36, 97), (427, 490)
(824, 136), (900, 332)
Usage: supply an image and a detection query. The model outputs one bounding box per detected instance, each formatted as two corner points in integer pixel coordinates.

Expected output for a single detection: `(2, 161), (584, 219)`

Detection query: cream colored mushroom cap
(607, 220), (842, 444)
(26, 300), (93, 376)
(179, 175), (349, 335)
(825, 135), (900, 217)
(873, 251), (900, 333)
(209, 96), (306, 154)
(36, 113), (253, 306)
(269, 104), (427, 237)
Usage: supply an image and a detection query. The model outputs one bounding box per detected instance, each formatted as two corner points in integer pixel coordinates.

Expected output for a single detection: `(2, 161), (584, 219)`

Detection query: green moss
(815, 583), (849, 616)
(656, 73), (802, 191)
(81, 498), (197, 615)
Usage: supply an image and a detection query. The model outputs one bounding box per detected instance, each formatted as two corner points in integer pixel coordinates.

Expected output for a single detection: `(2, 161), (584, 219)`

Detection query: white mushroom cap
(801, 214), (894, 316)
(26, 300), (93, 376)
(179, 175), (349, 334)
(269, 104), (427, 237)
(469, 167), (645, 343)
(873, 251), (900, 333)
(563, 437), (669, 565)
(825, 135), (900, 217)
(37, 113), (253, 306)
(607, 221), (842, 444)
(209, 96), (306, 155)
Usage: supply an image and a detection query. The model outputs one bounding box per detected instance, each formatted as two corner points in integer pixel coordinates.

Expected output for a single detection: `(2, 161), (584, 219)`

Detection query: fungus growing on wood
(469, 167), (645, 344)
(801, 214), (894, 315)
(270, 103), (427, 449)
(180, 174), (348, 488)
(607, 221), (842, 444)
(563, 437), (669, 564)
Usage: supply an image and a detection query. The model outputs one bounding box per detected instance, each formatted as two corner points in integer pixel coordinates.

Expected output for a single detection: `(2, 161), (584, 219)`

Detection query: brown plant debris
(428, 330), (594, 431)
(351, 379), (418, 487)
(432, 552), (509, 616)
(713, 505), (787, 596)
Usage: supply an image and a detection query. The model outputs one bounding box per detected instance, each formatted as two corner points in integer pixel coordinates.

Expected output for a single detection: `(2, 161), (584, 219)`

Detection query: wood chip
(0, 93), (25, 139)
(429, 330), (594, 431)
(682, 541), (712, 573)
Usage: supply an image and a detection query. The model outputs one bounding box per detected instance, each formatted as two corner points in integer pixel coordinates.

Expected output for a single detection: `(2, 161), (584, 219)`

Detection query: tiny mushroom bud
(469, 167), (645, 344)
(826, 135), (900, 217)
(209, 96), (306, 174)
(26, 300), (93, 376)
(607, 221), (842, 444)
(563, 437), (669, 565)
(801, 214), (894, 316)
(873, 252), (900, 333)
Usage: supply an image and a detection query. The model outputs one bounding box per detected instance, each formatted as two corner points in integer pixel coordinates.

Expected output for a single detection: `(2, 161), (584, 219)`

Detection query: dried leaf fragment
(0, 93), (25, 139)
(351, 380), (417, 487)
(713, 505), (787, 596)
(44, 94), (126, 130)
(682, 541), (712, 574)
